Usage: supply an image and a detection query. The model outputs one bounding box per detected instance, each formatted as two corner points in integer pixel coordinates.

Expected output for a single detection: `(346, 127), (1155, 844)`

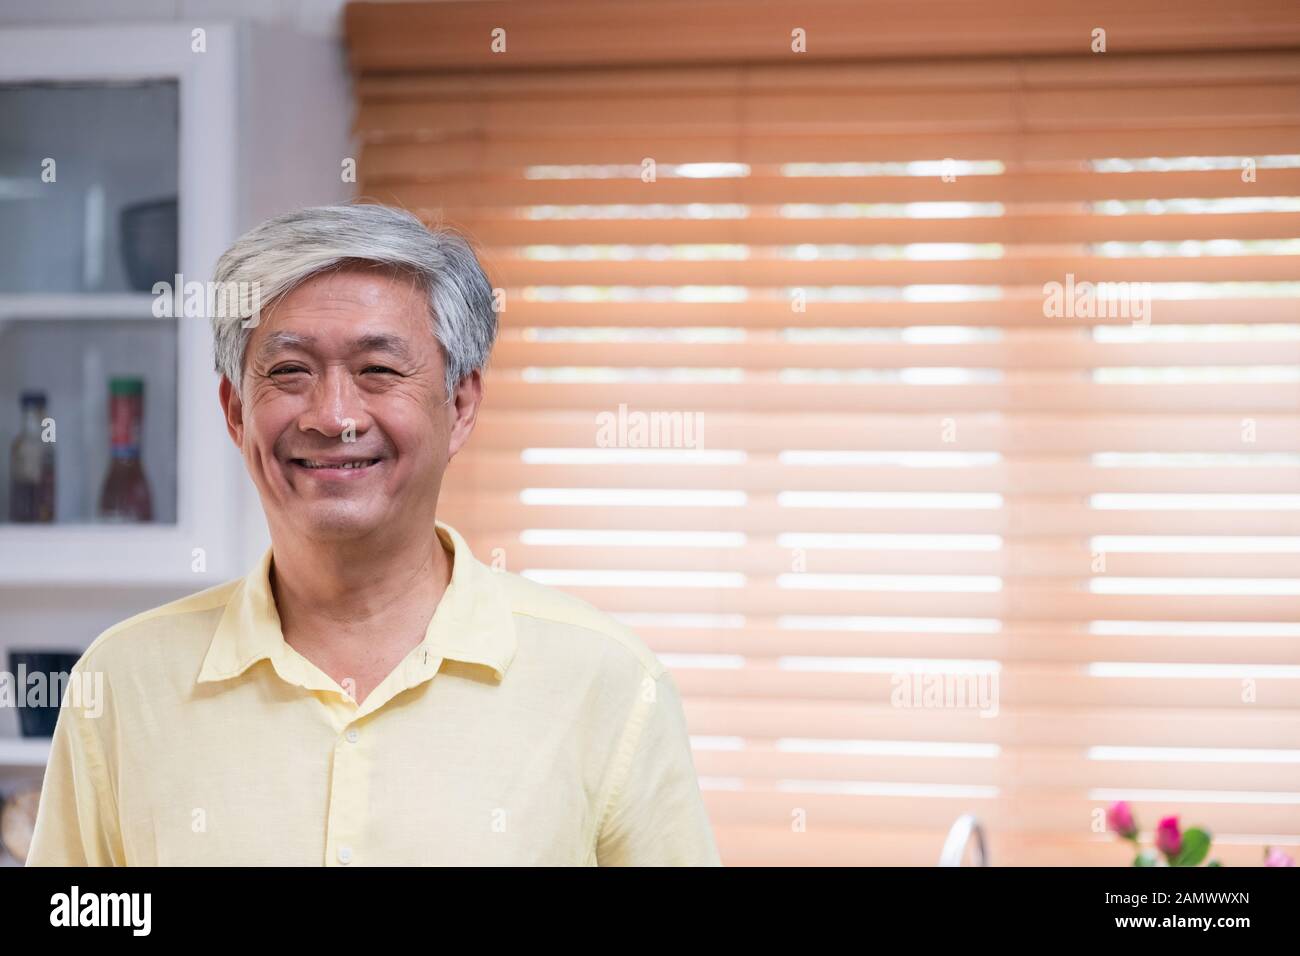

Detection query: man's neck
(267, 523), (453, 703)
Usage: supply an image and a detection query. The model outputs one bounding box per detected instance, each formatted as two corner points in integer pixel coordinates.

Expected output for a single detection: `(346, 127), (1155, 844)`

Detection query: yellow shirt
(26, 521), (720, 866)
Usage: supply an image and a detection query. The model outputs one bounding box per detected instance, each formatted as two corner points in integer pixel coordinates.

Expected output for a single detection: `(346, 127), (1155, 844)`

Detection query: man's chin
(292, 504), (389, 542)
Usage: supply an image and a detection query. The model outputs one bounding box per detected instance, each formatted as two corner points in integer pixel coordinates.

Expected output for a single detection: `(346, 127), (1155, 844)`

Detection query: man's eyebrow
(354, 333), (413, 360)
(256, 331), (315, 361)
(254, 331), (413, 361)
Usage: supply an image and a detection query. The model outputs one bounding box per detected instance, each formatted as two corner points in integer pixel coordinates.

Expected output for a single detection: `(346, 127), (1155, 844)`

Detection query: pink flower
(1107, 801), (1138, 839)
(1264, 847), (1295, 867)
(1155, 816), (1182, 857)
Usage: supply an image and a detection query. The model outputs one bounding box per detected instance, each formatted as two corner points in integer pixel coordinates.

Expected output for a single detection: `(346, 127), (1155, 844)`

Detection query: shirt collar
(197, 520), (517, 689)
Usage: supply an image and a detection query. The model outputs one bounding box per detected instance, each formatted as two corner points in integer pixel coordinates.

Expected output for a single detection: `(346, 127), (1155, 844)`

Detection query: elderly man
(27, 203), (720, 866)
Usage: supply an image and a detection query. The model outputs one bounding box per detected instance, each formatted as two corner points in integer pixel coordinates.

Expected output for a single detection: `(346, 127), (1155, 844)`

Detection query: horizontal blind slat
(684, 700), (1299, 747)
(359, 125), (1300, 167)
(694, 745), (1300, 790)
(450, 211), (1300, 245)
(490, 298), (1300, 328)
(378, 167), (1300, 206)
(354, 82), (1300, 135)
(710, 826), (1285, 866)
(464, 413), (1300, 452)
(354, 51), (1300, 98)
(456, 455), (1300, 493)
(505, 584), (1298, 621)
(480, 255), (1300, 287)
(636, 625), (1300, 665)
(489, 337), (1300, 370)
(346, 1), (1300, 70)
(466, 541), (1300, 579)
(483, 379), (1300, 414)
(441, 500), (1300, 534)
(700, 791), (1300, 835)
(671, 664), (1300, 707)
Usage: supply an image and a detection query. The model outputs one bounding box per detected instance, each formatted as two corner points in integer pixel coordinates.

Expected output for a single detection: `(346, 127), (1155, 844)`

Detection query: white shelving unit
(0, 20), (351, 582)
(0, 20), (353, 828)
(0, 24), (247, 586)
(0, 294), (158, 322)
(0, 739), (50, 771)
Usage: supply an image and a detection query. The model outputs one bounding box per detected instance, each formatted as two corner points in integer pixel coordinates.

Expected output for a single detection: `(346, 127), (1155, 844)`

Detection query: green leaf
(1208, 860), (1223, 867)
(1172, 828), (1212, 867)
(1134, 851), (1159, 867)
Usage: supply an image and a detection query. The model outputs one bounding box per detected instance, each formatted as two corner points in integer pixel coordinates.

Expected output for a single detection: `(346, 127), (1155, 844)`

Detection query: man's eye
(270, 366), (306, 376)
(363, 365), (398, 375)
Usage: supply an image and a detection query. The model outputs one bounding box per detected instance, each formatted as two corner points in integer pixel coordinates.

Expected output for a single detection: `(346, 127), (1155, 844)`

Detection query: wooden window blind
(346, 1), (1300, 866)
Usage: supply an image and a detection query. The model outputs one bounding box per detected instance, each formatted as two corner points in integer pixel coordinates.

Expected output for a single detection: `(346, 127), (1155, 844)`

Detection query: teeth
(298, 459), (377, 469)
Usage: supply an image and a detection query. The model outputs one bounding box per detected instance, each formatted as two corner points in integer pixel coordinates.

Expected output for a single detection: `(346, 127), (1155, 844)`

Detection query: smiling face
(219, 265), (480, 546)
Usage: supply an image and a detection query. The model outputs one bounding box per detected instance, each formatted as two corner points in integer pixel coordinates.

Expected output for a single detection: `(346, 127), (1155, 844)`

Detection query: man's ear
(218, 376), (245, 450)
(446, 369), (483, 461)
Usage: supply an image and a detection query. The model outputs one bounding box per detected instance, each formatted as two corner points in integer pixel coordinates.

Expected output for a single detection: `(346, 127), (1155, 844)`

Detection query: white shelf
(0, 293), (158, 322)
(0, 737), (50, 769)
(0, 21), (349, 587)
(0, 524), (236, 588)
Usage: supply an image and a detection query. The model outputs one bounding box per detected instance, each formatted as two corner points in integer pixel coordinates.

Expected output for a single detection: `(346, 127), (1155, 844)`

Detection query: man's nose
(298, 365), (371, 439)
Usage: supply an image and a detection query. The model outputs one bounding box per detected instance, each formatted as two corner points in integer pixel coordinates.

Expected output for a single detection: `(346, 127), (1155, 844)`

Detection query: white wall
(0, 0), (352, 36)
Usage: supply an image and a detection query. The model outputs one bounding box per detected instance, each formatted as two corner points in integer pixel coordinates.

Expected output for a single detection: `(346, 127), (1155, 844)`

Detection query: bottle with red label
(9, 391), (55, 523)
(98, 377), (153, 522)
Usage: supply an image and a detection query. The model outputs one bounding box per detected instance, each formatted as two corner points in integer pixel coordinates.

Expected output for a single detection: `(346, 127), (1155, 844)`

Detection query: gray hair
(210, 203), (497, 399)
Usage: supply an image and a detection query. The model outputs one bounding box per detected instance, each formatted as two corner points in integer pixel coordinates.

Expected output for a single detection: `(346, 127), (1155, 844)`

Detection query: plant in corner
(1106, 801), (1218, 867)
(1107, 801), (1299, 867)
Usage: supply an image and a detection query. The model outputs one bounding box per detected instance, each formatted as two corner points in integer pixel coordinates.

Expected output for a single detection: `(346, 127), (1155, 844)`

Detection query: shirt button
(346, 729), (359, 743)
(337, 845), (353, 864)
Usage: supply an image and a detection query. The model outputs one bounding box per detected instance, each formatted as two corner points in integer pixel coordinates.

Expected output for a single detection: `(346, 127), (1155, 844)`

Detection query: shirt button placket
(327, 720), (367, 866)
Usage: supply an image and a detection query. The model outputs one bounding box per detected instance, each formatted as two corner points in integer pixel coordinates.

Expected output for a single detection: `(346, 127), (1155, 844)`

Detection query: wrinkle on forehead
(256, 266), (431, 338)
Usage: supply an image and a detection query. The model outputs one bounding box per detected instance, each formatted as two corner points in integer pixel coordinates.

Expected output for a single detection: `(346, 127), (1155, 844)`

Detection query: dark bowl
(119, 197), (178, 292)
(8, 650), (83, 738)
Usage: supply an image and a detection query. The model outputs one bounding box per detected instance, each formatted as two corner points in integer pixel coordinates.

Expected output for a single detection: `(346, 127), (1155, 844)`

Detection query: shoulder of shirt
(75, 577), (241, 669)
(488, 568), (667, 681)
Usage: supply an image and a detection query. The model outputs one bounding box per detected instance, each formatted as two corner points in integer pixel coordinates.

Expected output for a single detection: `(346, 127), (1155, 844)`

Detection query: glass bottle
(98, 377), (152, 522)
(8, 391), (55, 523)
